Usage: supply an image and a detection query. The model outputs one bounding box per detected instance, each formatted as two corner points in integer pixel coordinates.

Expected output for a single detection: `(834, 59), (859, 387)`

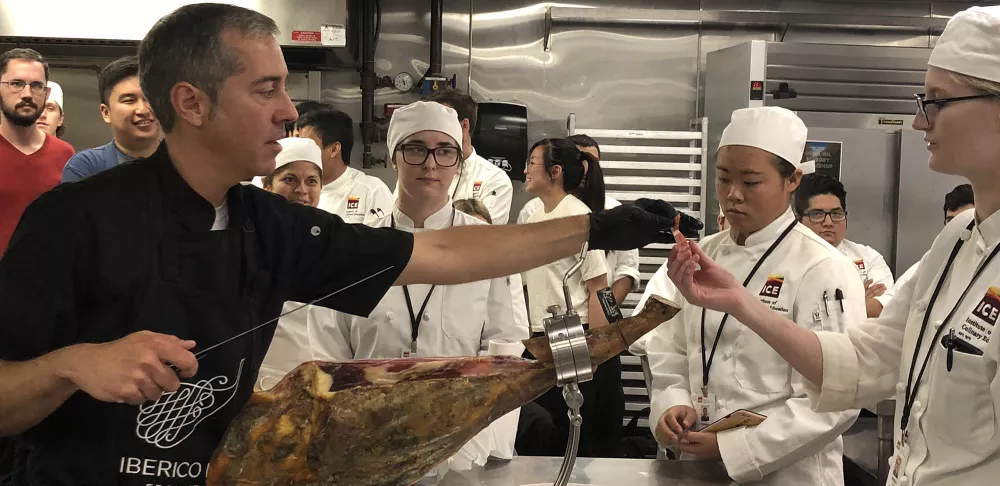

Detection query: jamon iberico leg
(206, 295), (680, 486)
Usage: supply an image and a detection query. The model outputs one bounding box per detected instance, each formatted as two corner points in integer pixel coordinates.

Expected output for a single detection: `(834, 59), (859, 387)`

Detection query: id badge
(885, 436), (911, 486)
(694, 392), (717, 430)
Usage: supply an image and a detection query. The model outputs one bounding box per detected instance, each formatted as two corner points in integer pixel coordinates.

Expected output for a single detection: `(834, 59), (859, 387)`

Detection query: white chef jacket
(812, 207), (1000, 486)
(317, 166), (393, 225)
(306, 202), (529, 468)
(518, 196), (640, 293)
(645, 208), (863, 484)
(393, 148), (513, 224)
(836, 238), (895, 307)
(522, 195), (609, 332)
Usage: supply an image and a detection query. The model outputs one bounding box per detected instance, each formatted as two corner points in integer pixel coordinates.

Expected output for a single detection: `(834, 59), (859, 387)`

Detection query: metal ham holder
(538, 243), (594, 486)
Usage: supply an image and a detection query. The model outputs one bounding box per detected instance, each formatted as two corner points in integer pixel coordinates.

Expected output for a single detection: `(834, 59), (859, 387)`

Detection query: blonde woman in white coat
(646, 106), (862, 485)
(665, 7), (1000, 485)
(307, 101), (529, 470)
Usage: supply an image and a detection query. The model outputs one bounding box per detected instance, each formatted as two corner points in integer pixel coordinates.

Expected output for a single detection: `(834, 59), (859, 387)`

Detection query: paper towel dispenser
(473, 101), (528, 182)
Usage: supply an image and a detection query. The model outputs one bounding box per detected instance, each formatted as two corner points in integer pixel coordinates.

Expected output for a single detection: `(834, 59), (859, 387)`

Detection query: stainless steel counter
(416, 456), (734, 486)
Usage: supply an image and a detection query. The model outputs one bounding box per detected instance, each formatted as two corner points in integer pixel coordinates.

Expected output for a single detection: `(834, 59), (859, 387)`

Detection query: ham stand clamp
(541, 243), (593, 486)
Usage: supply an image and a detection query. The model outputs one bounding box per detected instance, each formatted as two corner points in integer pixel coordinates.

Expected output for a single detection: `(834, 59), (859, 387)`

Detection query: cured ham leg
(206, 295), (680, 486)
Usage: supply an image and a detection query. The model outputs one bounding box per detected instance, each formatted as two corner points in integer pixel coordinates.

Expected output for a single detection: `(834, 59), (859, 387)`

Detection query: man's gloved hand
(588, 198), (704, 251)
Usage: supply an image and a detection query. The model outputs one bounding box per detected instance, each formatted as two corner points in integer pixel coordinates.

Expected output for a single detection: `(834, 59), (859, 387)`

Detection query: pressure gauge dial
(394, 72), (415, 92)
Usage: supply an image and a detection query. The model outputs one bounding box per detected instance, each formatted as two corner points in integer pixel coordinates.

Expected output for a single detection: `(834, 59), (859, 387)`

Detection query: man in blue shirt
(61, 55), (161, 182)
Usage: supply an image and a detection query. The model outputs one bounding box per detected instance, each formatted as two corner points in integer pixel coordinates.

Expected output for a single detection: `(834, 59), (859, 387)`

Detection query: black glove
(588, 198), (704, 251)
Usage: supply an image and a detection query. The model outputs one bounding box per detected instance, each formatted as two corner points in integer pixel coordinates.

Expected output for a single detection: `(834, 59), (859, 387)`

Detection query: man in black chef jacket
(0, 4), (701, 485)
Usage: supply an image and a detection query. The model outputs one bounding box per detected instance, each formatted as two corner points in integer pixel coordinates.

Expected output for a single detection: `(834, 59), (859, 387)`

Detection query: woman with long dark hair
(519, 138), (611, 457)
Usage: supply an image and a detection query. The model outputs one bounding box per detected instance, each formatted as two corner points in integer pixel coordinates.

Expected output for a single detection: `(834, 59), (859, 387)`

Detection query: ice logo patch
(760, 275), (784, 299)
(973, 286), (1000, 327)
(135, 359), (245, 449)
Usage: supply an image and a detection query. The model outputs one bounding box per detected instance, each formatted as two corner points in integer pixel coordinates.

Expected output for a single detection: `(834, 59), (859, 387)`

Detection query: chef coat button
(895, 382), (905, 393)
(717, 399), (726, 408)
(916, 301), (928, 312)
(933, 321), (943, 330)
(422, 314), (430, 322)
(310, 225), (321, 236)
(386, 312), (395, 320)
(723, 351), (733, 360)
(913, 400), (922, 412)
(977, 246), (985, 255)
(900, 476), (909, 486)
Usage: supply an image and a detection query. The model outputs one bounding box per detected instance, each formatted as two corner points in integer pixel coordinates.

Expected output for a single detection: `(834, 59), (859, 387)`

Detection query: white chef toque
(46, 81), (64, 111)
(274, 137), (323, 173)
(929, 6), (1000, 83)
(386, 101), (464, 155)
(719, 106), (816, 174)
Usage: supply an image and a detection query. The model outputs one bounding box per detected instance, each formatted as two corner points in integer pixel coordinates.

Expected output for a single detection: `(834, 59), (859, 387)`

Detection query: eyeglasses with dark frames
(804, 209), (847, 223)
(394, 143), (461, 167)
(915, 92), (1000, 123)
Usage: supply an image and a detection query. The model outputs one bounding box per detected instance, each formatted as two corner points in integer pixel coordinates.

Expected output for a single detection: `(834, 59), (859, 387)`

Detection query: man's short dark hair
(793, 173), (847, 217)
(98, 56), (139, 106)
(944, 183), (975, 214)
(0, 48), (49, 81)
(137, 3), (279, 133)
(286, 101), (333, 136)
(296, 108), (355, 165)
(422, 88), (477, 133)
(568, 134), (601, 157)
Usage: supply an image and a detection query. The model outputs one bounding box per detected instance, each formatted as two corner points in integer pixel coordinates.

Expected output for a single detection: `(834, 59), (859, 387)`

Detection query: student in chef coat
(297, 108), (393, 224)
(794, 174), (895, 317)
(300, 101), (528, 469)
(646, 106), (862, 485)
(518, 134), (641, 306)
(34, 81), (64, 138)
(664, 7), (1000, 485)
(395, 88), (514, 224)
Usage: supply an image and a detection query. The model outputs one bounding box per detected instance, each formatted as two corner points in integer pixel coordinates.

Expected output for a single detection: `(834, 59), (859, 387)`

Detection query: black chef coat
(0, 142), (413, 486)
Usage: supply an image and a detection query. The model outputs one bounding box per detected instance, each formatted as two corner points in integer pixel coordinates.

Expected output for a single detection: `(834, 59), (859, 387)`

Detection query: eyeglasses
(395, 143), (461, 167)
(804, 209), (847, 223)
(0, 79), (48, 96)
(915, 92), (1000, 124)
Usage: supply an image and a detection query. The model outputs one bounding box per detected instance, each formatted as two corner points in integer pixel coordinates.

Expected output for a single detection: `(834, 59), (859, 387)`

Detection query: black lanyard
(700, 220), (798, 394)
(900, 220), (1000, 432)
(391, 209), (456, 351)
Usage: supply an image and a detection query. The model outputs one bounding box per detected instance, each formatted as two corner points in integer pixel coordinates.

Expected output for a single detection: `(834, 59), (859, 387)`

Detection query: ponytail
(576, 151), (605, 213)
(528, 138), (606, 213)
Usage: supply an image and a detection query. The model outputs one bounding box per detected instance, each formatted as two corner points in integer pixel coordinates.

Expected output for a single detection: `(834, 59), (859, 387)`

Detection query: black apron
(109, 175), (268, 485)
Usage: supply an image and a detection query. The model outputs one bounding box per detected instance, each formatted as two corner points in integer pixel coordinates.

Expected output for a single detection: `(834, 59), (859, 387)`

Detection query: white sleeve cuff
(809, 330), (862, 413)
(717, 426), (762, 483)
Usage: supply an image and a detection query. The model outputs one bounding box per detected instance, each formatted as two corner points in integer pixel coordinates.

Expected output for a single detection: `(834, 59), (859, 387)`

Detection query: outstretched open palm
(667, 232), (747, 316)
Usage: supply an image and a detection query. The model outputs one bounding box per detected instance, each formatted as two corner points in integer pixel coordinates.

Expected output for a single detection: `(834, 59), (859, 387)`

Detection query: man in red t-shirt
(0, 48), (75, 257)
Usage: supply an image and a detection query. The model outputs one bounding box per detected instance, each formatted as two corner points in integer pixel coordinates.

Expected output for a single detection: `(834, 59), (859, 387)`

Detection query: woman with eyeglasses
(642, 106), (862, 485)
(519, 137), (613, 457)
(300, 101), (529, 471)
(794, 174), (895, 318)
(665, 7), (1000, 485)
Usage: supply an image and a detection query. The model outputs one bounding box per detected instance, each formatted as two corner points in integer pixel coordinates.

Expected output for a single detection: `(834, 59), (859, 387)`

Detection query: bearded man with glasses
(0, 48), (75, 257)
(793, 173), (895, 317)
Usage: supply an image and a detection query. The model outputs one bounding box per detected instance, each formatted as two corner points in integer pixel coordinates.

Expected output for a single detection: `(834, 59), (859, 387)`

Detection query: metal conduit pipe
(360, 0), (377, 168)
(429, 0), (444, 75)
